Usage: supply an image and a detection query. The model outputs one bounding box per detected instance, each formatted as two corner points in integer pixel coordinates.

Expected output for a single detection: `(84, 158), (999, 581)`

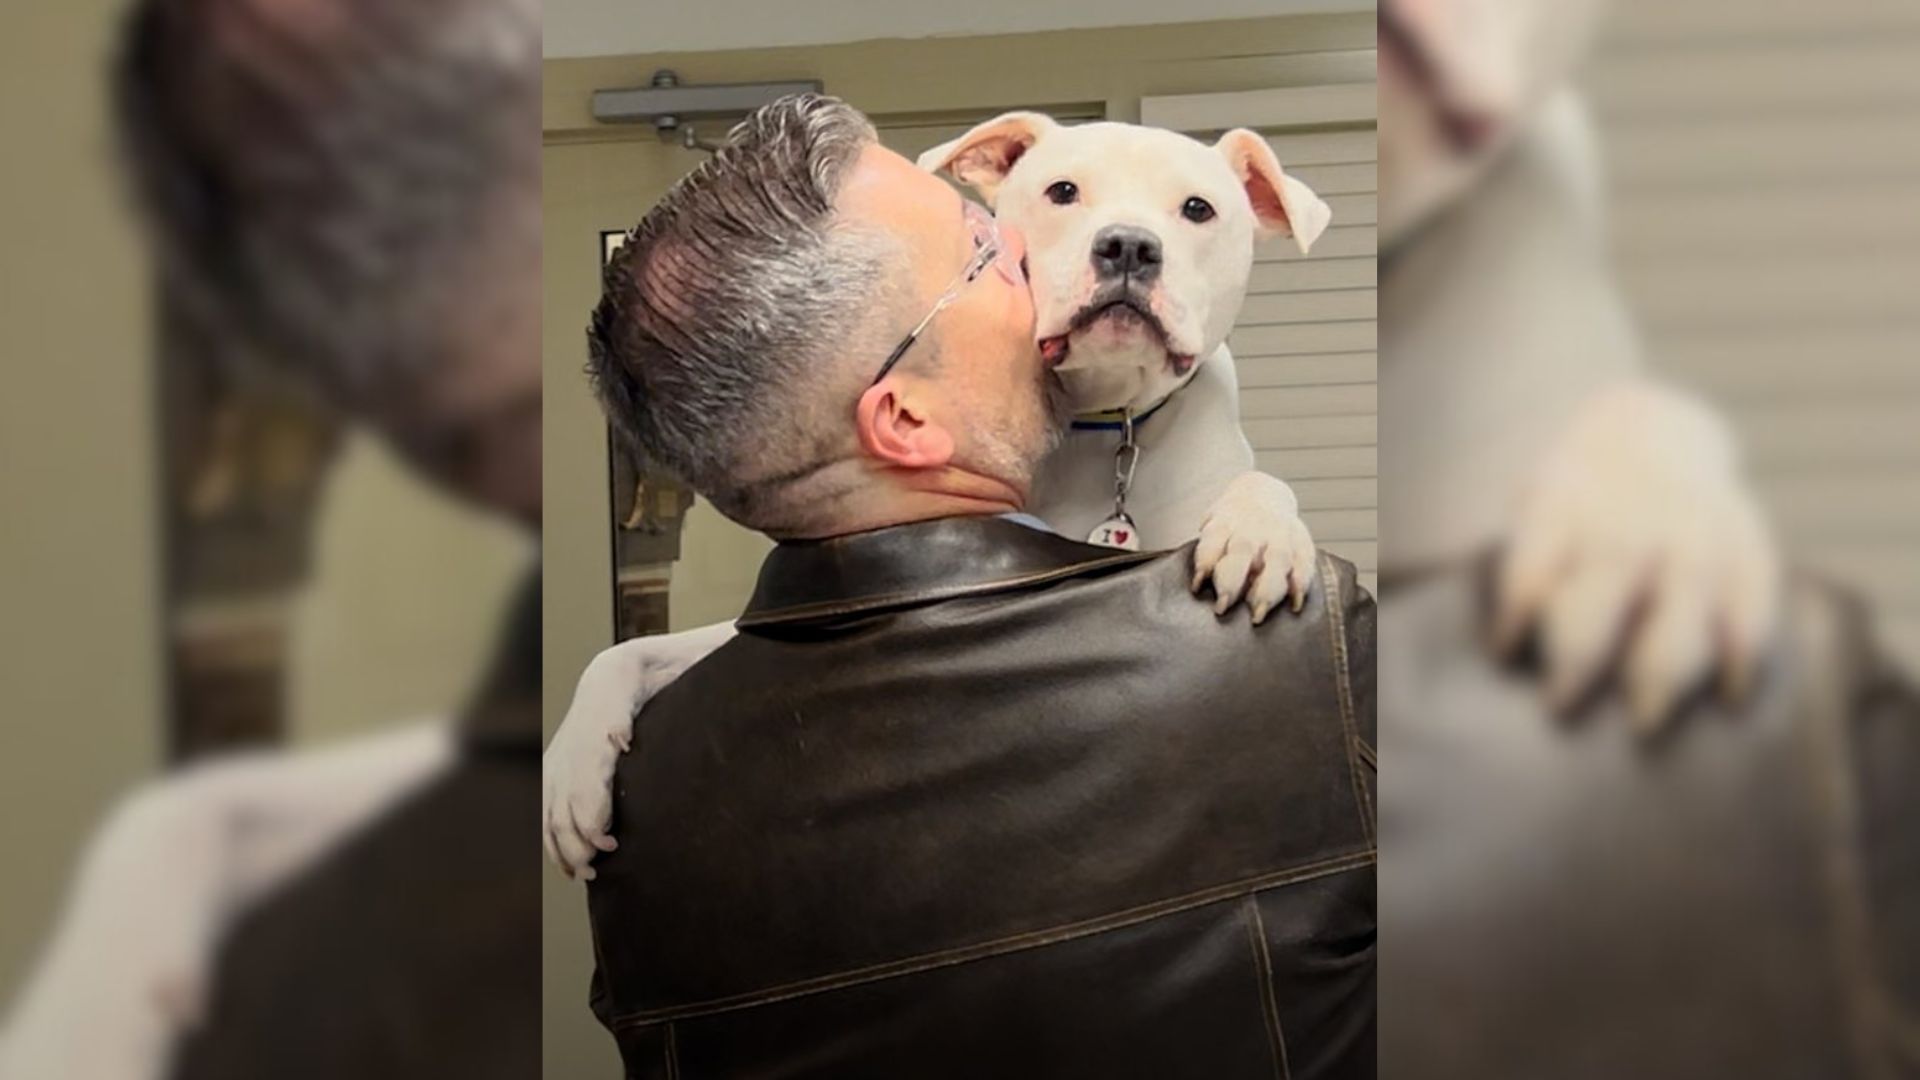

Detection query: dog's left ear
(917, 111), (1060, 207)
(1214, 129), (1332, 255)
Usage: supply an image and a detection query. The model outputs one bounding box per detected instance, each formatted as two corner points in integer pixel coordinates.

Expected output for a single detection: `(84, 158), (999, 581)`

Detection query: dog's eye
(1181, 196), (1216, 224)
(1045, 180), (1079, 206)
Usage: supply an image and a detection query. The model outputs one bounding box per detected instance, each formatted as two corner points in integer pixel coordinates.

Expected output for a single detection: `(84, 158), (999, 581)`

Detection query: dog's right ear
(917, 112), (1059, 207)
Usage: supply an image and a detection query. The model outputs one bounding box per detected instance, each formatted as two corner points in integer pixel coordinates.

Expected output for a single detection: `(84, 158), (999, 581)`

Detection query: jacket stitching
(737, 551), (1160, 627)
(588, 893), (621, 1054)
(608, 848), (1377, 1029)
(1320, 553), (1375, 843)
(1797, 592), (1901, 1080)
(1243, 897), (1292, 1080)
(663, 1022), (681, 1080)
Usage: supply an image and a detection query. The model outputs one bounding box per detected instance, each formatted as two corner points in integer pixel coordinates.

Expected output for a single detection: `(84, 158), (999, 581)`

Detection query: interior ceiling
(544, 0), (1373, 60)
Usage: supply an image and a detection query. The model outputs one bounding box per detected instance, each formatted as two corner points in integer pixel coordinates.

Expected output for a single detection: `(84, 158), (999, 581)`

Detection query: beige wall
(0, 4), (163, 1001)
(540, 14), (1376, 1075)
(286, 435), (530, 745)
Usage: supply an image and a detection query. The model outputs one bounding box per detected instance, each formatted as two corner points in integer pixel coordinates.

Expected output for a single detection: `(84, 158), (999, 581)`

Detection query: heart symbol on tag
(1114, 530), (1129, 545)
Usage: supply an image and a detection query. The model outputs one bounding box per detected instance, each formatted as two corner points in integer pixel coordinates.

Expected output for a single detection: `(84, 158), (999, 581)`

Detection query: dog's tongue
(1042, 334), (1194, 376)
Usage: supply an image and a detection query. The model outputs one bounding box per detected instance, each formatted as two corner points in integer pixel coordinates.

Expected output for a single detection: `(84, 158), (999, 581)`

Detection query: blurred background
(541, 1), (1377, 1073)
(1589, 0), (1920, 674)
(0, 0), (528, 1037)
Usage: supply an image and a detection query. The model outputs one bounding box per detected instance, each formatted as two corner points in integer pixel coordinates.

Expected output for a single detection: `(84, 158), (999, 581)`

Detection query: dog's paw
(542, 645), (642, 881)
(541, 622), (738, 880)
(1191, 471), (1318, 624)
(1494, 379), (1781, 730)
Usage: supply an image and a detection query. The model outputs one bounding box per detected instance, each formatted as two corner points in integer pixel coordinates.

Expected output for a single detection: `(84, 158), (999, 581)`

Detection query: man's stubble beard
(954, 366), (1074, 495)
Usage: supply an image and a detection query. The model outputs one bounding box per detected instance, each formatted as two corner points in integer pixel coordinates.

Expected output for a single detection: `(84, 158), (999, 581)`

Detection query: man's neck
(790, 465), (1027, 540)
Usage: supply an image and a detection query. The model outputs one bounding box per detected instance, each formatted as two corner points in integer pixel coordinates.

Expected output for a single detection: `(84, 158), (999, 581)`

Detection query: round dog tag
(1087, 515), (1141, 551)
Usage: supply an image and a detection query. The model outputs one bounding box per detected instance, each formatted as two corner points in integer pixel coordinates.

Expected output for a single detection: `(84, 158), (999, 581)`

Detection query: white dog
(935, 114), (1329, 570)
(543, 116), (1336, 876)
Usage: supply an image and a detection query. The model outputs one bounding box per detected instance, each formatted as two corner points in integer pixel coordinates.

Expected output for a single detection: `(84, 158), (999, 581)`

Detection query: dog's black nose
(1090, 225), (1162, 281)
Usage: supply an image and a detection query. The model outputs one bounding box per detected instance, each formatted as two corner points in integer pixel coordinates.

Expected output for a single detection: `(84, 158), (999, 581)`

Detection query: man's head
(116, 0), (544, 526)
(1379, 0), (1608, 246)
(590, 94), (1065, 538)
(920, 116), (1331, 414)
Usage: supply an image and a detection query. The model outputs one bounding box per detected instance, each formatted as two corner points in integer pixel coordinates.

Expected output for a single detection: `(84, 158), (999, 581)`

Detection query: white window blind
(1591, 0), (1920, 673)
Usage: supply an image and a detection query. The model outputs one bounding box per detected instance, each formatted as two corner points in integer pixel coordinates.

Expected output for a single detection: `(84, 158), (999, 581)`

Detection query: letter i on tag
(1087, 514), (1141, 551)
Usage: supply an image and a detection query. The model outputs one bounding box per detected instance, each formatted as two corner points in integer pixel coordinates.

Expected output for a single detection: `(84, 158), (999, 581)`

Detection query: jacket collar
(460, 562), (541, 756)
(739, 515), (1156, 628)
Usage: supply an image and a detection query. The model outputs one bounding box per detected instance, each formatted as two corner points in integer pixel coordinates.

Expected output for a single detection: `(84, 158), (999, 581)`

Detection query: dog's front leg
(1493, 377), (1782, 728)
(0, 780), (228, 1080)
(0, 723), (451, 1080)
(542, 619), (737, 879)
(1191, 471), (1319, 624)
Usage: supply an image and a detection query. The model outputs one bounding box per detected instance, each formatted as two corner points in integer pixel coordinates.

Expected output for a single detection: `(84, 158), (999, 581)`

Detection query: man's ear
(916, 111), (1060, 207)
(856, 380), (956, 470)
(1214, 128), (1332, 255)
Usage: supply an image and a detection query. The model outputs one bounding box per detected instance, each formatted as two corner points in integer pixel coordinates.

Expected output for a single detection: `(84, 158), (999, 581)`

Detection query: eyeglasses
(868, 202), (1011, 387)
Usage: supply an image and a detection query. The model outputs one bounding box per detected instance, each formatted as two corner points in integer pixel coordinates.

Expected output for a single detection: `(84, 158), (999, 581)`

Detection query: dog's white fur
(939, 117), (1325, 566)
(542, 118), (1334, 877)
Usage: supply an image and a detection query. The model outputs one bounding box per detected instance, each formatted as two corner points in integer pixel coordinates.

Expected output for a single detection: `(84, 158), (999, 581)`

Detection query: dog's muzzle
(1039, 283), (1196, 376)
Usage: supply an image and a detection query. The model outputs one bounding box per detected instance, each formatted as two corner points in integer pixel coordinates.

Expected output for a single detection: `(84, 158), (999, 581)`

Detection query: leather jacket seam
(1320, 552), (1376, 843)
(1355, 737), (1378, 772)
(1796, 590), (1912, 1078)
(663, 1021), (681, 1080)
(737, 551), (1161, 627)
(1242, 896), (1292, 1080)
(607, 848), (1377, 1030)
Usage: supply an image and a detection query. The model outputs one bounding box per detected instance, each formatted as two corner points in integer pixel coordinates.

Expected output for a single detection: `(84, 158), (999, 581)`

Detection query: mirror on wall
(158, 288), (343, 760)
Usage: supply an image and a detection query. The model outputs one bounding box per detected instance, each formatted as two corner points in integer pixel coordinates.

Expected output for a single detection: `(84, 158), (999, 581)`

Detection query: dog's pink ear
(1214, 128), (1332, 254)
(917, 112), (1059, 207)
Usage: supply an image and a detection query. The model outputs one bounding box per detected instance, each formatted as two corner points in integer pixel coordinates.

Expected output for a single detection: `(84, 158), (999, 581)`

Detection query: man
(584, 94), (1376, 1078)
(0, 1), (542, 1078)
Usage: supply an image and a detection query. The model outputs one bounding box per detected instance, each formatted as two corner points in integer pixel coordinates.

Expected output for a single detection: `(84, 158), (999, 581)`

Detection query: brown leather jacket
(587, 515), (1378, 1079)
(1380, 568), (1920, 1079)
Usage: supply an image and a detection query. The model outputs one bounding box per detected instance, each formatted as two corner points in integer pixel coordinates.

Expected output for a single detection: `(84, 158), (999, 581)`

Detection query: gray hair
(589, 94), (910, 535)
(114, 0), (543, 413)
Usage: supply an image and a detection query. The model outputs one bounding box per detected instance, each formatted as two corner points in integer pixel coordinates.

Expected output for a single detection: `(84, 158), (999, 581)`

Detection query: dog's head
(1380, 0), (1608, 245)
(920, 116), (1329, 414)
